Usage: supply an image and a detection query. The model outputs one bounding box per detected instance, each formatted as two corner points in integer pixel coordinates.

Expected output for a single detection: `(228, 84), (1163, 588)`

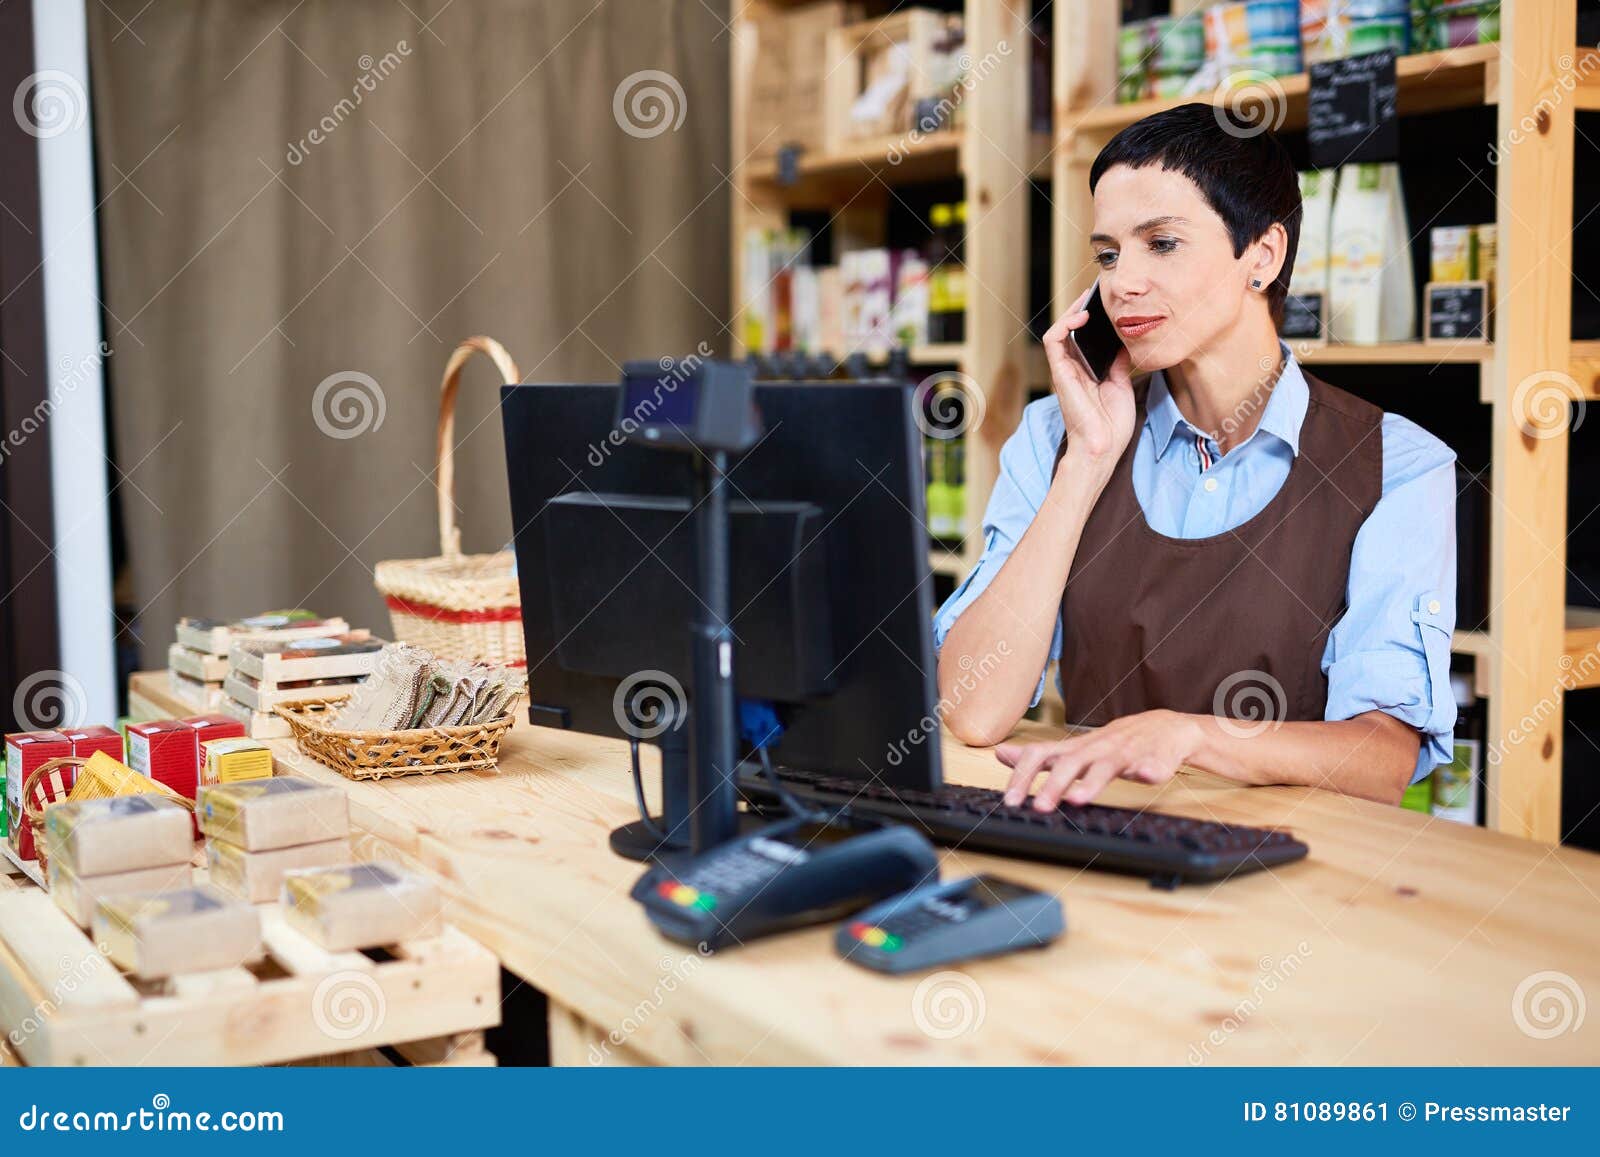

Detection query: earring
(1251, 279), (1263, 289)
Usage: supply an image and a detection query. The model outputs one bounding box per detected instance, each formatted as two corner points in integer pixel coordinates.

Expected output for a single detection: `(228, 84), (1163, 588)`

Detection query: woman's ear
(1249, 221), (1289, 293)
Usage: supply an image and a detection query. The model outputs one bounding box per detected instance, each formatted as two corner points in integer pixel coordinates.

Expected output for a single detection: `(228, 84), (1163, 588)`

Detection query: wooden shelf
(864, 342), (1048, 383)
(1067, 43), (1501, 138)
(928, 549), (967, 579)
(743, 131), (960, 188)
(1571, 340), (1600, 400)
(1452, 608), (1600, 698)
(1290, 340), (1493, 366)
(908, 343), (966, 366)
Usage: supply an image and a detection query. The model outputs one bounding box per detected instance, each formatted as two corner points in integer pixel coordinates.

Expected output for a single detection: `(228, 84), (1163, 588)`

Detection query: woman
(935, 103), (1456, 810)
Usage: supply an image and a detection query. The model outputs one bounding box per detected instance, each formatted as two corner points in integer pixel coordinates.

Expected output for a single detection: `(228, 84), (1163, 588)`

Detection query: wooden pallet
(0, 889), (500, 1066)
(0, 843), (45, 890)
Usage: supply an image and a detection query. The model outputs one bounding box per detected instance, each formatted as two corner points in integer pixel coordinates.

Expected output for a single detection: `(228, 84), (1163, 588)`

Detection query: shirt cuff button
(1427, 599), (1441, 615)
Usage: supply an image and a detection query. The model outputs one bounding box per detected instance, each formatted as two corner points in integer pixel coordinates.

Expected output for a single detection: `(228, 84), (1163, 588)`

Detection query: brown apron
(1051, 371), (1383, 727)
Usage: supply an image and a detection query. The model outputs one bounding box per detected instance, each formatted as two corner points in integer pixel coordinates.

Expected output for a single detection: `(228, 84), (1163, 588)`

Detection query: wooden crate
(826, 9), (948, 144)
(0, 889), (499, 1066)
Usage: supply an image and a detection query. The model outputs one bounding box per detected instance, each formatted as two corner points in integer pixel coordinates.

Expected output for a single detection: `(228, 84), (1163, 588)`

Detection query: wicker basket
(374, 336), (525, 667)
(22, 755), (193, 878)
(274, 694), (515, 782)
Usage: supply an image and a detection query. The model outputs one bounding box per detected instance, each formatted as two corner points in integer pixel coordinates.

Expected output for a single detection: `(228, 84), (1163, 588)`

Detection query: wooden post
(1487, 0), (1576, 842)
(962, 0), (1032, 572)
(1053, 0), (1118, 318)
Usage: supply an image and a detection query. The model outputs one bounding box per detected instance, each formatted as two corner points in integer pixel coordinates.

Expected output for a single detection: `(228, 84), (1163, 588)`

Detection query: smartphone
(1065, 280), (1125, 383)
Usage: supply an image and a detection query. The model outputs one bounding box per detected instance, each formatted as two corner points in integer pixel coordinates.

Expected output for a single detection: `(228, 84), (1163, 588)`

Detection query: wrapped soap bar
(49, 858), (192, 928)
(206, 837), (350, 904)
(201, 737), (273, 786)
(197, 777), (348, 851)
(93, 886), (262, 979)
(282, 862), (443, 950)
(45, 794), (193, 876)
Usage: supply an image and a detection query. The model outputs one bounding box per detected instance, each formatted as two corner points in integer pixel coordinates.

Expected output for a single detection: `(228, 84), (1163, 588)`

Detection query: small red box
(63, 724), (125, 764)
(127, 719), (200, 799)
(5, 730), (72, 861)
(181, 713), (245, 751)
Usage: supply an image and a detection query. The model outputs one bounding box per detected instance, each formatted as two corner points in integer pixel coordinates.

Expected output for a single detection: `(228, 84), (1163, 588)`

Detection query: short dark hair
(1089, 103), (1301, 327)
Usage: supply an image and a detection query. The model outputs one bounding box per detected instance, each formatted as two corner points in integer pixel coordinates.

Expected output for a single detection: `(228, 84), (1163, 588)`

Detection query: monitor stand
(609, 721), (693, 862)
(609, 722), (773, 862)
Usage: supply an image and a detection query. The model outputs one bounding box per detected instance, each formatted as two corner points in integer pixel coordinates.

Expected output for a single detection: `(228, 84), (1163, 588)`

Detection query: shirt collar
(1145, 341), (1308, 459)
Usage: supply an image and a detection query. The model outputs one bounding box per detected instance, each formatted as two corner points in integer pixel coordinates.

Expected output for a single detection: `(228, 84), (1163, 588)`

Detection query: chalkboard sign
(1424, 280), (1489, 343)
(1280, 292), (1326, 340)
(1309, 49), (1399, 169)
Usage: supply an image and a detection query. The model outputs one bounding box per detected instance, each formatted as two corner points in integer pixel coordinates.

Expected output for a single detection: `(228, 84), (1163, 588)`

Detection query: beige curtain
(89, 0), (730, 667)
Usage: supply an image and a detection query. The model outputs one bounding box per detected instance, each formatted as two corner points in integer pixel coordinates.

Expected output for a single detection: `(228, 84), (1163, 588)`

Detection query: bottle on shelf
(925, 202), (968, 346)
(926, 203), (954, 345)
(946, 201), (968, 346)
(947, 434), (966, 540)
(925, 434), (953, 540)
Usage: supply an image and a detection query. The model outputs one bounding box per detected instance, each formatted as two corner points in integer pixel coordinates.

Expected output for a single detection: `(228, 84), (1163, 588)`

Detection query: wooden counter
(130, 673), (1600, 1065)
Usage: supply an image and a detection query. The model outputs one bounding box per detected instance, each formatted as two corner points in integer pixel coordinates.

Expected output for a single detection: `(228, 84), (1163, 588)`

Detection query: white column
(29, 0), (116, 723)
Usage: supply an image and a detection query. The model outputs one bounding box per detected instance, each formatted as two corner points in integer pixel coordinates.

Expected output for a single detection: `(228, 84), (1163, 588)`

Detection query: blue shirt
(933, 343), (1458, 784)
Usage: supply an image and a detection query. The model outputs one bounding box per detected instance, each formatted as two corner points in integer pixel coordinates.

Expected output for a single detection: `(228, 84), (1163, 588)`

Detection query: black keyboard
(737, 766), (1309, 888)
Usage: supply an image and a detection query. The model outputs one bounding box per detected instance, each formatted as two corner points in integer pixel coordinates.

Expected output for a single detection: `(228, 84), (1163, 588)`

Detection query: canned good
(1438, 0), (1500, 48)
(1245, 0), (1301, 41)
(1249, 35), (1302, 76)
(1147, 70), (1194, 100)
(1150, 16), (1205, 73)
(1118, 19), (1150, 70)
(1347, 16), (1409, 56)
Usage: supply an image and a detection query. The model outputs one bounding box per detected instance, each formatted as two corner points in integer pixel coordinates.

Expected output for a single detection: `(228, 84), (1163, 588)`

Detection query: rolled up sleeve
(1321, 414), (1458, 783)
(932, 398), (1063, 708)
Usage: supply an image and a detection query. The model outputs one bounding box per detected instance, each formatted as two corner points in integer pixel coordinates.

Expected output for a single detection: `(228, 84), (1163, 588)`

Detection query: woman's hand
(995, 710), (1204, 809)
(1042, 285), (1138, 471)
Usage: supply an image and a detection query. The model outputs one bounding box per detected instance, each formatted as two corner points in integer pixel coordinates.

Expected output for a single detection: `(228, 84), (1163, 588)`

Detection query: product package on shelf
(4, 730), (71, 853)
(1119, 12), (1205, 103)
(94, 886), (263, 980)
(201, 737), (274, 787)
(1428, 222), (1497, 337)
(206, 836), (351, 905)
(63, 724), (124, 766)
(1328, 163), (1415, 344)
(45, 793), (193, 876)
(49, 859), (193, 929)
(197, 777), (349, 852)
(1302, 0), (1412, 63)
(281, 861), (443, 951)
(1430, 225), (1477, 281)
(127, 715), (245, 833)
(1282, 169), (1336, 339)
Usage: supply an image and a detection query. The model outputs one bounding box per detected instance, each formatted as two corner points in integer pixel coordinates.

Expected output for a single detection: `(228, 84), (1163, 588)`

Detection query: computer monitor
(499, 378), (946, 808)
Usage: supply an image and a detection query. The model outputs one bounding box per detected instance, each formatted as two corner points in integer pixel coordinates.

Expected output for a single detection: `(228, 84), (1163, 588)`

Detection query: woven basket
(22, 755), (192, 878)
(374, 336), (525, 667)
(274, 693), (515, 782)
